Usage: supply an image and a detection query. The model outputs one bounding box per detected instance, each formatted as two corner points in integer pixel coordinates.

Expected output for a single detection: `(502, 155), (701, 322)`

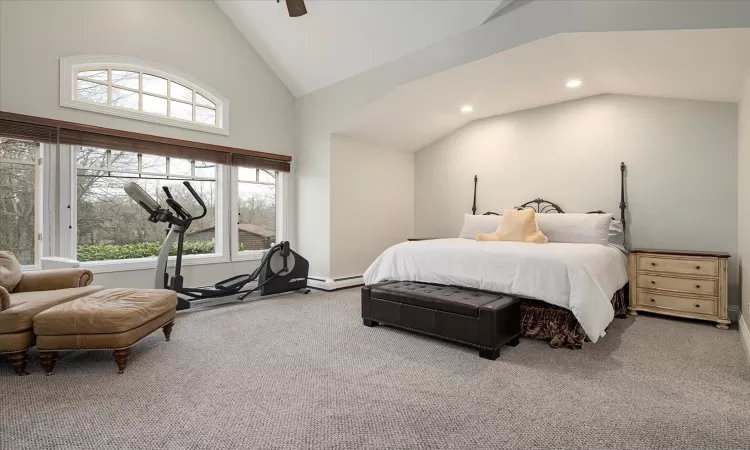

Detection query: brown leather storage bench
(361, 281), (521, 360)
(33, 288), (177, 374)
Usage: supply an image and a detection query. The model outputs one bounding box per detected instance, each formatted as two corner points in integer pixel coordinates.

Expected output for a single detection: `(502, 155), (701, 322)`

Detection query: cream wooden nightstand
(628, 249), (730, 329)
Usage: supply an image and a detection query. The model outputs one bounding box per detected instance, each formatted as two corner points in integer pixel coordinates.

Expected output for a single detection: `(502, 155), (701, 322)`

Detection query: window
(235, 167), (277, 253)
(61, 56), (229, 135)
(75, 147), (219, 263)
(0, 137), (41, 266)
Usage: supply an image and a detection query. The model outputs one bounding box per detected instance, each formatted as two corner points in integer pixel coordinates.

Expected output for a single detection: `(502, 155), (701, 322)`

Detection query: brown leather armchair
(0, 252), (104, 376)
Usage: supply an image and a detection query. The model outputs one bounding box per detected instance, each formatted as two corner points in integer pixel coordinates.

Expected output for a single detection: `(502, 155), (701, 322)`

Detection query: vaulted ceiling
(215, 0), (504, 97)
(338, 28), (750, 151)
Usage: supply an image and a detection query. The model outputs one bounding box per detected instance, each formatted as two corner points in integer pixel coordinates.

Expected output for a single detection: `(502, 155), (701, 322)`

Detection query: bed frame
(472, 162), (627, 244)
(464, 161), (630, 348)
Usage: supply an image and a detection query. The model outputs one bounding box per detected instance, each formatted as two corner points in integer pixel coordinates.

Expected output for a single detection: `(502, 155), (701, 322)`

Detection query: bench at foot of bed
(361, 281), (522, 360)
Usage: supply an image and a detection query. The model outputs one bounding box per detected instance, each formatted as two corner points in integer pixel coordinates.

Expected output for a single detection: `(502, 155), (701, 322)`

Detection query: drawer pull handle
(650, 298), (655, 302)
(651, 280), (656, 284)
(651, 262), (656, 266)
(696, 284), (701, 289)
(695, 304), (700, 308)
(696, 266), (701, 270)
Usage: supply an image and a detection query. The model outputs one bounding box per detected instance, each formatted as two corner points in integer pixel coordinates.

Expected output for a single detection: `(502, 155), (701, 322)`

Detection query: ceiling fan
(277, 0), (307, 17)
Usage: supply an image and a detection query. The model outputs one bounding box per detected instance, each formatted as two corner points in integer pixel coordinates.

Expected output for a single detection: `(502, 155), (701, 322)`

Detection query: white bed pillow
(609, 219), (625, 247)
(458, 214), (502, 239)
(536, 213), (612, 245)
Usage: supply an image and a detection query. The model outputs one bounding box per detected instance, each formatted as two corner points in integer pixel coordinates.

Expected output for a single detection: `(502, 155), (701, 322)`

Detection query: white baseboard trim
(308, 275), (364, 291)
(739, 314), (750, 366)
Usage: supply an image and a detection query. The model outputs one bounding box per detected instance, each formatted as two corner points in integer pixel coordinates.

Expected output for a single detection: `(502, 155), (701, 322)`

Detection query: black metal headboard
(471, 162), (627, 239)
(482, 198), (564, 215)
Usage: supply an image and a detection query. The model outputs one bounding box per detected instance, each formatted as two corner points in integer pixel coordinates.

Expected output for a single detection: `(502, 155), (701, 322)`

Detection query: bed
(363, 162), (630, 349)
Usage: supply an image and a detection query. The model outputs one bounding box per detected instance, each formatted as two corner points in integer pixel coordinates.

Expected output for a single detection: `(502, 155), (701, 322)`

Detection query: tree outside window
(0, 137), (40, 265)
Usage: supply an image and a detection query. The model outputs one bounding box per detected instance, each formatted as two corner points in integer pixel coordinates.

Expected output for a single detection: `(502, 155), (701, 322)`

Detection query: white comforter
(363, 239), (629, 343)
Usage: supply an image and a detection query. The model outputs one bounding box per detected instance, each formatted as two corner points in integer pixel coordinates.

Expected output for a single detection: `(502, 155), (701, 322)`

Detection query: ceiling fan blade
(285, 0), (307, 17)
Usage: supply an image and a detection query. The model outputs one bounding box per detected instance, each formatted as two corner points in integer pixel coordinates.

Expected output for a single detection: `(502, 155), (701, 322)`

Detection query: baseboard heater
(308, 275), (364, 291)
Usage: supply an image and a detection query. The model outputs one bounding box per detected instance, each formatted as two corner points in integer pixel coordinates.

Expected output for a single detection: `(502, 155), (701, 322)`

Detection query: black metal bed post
(472, 175), (478, 215)
(619, 162), (627, 247)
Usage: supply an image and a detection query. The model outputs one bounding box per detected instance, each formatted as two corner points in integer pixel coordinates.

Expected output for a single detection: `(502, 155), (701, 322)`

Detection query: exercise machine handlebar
(182, 181), (208, 220)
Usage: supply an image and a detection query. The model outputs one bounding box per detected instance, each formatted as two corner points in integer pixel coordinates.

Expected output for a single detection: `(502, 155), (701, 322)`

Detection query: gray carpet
(2, 288), (750, 450)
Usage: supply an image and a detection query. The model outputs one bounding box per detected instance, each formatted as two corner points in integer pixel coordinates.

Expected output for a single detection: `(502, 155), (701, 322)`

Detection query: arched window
(60, 56), (229, 135)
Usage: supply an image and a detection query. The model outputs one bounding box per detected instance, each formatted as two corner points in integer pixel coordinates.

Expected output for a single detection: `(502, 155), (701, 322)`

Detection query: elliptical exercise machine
(125, 181), (309, 310)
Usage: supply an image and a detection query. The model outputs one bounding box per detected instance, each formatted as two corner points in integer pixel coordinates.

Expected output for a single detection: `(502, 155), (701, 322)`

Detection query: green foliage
(77, 240), (215, 262)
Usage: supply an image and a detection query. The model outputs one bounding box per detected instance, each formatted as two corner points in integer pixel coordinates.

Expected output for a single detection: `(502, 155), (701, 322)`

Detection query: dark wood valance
(0, 111), (291, 172)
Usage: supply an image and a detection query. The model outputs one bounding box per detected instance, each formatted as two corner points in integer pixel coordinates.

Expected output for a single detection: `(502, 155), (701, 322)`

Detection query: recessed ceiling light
(566, 79), (582, 89)
(461, 105), (473, 113)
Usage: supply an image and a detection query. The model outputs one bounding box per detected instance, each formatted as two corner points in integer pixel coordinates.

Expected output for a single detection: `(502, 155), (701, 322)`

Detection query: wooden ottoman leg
(162, 321), (175, 341)
(39, 351), (58, 376)
(113, 348), (131, 374)
(363, 318), (379, 327)
(507, 336), (521, 347)
(8, 350), (29, 376)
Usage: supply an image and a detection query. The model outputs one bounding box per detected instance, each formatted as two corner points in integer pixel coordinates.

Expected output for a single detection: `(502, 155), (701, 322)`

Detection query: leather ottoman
(33, 288), (177, 374)
(362, 281), (522, 360)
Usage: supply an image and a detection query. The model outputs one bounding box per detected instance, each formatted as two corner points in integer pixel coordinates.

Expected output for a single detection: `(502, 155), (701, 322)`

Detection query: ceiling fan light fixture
(460, 105), (473, 114)
(566, 78), (582, 89)
(280, 0), (307, 17)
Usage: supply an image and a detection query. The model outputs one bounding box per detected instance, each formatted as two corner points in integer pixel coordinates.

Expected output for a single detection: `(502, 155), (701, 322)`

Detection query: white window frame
(0, 141), (44, 270)
(60, 55), (230, 136)
(63, 145), (230, 273)
(230, 168), (286, 262)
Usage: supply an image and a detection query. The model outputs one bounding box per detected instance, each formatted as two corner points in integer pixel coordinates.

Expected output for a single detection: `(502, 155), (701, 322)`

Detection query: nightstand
(628, 249), (730, 329)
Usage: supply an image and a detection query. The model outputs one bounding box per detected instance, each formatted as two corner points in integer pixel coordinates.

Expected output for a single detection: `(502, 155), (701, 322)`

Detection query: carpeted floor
(2, 287), (749, 450)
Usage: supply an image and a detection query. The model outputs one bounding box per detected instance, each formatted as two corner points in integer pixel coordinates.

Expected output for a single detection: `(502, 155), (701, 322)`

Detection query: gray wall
(0, 0), (294, 154)
(415, 94), (740, 309)
(739, 69), (750, 327)
(330, 134), (414, 279)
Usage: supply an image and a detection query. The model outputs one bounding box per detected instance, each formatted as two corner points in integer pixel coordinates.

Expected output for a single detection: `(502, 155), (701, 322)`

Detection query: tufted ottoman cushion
(33, 288), (177, 375)
(369, 282), (503, 317)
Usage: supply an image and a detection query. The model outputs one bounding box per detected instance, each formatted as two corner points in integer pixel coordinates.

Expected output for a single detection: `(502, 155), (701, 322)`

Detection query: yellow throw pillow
(476, 208), (548, 244)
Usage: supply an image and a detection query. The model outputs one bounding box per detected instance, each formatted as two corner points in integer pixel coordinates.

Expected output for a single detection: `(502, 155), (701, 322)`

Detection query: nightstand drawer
(636, 274), (717, 297)
(636, 289), (716, 316)
(637, 254), (718, 277)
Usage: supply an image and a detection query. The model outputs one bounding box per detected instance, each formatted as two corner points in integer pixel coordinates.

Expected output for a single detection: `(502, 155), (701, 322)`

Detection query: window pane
(109, 150), (138, 171)
(170, 100), (192, 121)
(0, 138), (38, 265)
(112, 70), (139, 90)
(77, 150), (217, 262)
(0, 137), (37, 162)
(76, 147), (108, 169)
(170, 82), (192, 102)
(238, 167), (257, 182)
(169, 158), (192, 177)
(77, 80), (108, 104)
(143, 94), (167, 115)
(238, 182), (276, 251)
(143, 74), (167, 96)
(141, 154), (167, 174)
(194, 161), (216, 178)
(78, 69), (108, 82)
(196, 93), (215, 108)
(195, 106), (216, 125)
(259, 170), (276, 184)
(112, 87), (139, 110)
